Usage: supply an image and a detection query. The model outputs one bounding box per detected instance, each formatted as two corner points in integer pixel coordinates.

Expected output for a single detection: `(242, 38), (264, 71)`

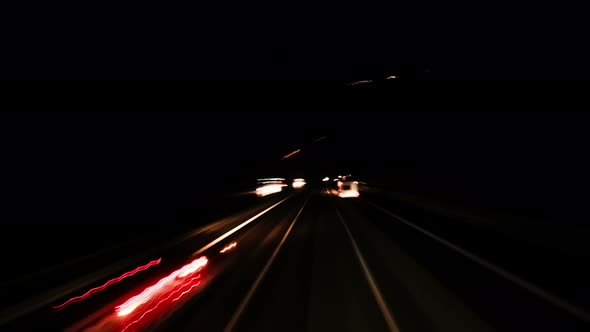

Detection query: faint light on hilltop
(281, 149), (301, 160)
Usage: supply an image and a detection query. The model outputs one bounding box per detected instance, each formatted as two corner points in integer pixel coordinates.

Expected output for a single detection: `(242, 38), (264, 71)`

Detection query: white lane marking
(365, 200), (590, 324)
(0, 195), (295, 328)
(192, 194), (295, 257)
(335, 208), (401, 332)
(223, 198), (310, 332)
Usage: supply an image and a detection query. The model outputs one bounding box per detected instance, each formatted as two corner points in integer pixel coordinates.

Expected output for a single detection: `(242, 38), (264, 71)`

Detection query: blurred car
(256, 178), (287, 196)
(292, 178), (306, 189)
(337, 180), (359, 198)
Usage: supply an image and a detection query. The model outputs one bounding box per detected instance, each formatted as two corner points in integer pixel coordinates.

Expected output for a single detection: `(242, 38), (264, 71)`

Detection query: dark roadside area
(331, 112), (590, 319)
(0, 184), (295, 327)
(0, 112), (271, 301)
(357, 184), (590, 322)
(1, 185), (257, 283)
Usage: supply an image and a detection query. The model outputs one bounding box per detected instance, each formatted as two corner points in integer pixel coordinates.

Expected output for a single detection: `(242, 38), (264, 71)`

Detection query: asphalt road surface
(2, 188), (589, 332)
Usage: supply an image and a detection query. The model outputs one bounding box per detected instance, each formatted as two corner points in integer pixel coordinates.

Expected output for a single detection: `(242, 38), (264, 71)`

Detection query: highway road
(2, 187), (589, 332)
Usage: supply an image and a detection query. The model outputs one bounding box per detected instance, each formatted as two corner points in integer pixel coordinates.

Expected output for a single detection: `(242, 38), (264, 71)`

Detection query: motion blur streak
(256, 184), (285, 196)
(292, 178), (306, 189)
(192, 195), (293, 257)
(281, 149), (301, 160)
(52, 258), (162, 310)
(223, 198), (309, 332)
(335, 208), (399, 332)
(312, 136), (327, 143)
(177, 257), (208, 278)
(116, 257), (207, 317)
(121, 276), (202, 332)
(367, 201), (590, 324)
(171, 281), (202, 302)
(220, 242), (237, 253)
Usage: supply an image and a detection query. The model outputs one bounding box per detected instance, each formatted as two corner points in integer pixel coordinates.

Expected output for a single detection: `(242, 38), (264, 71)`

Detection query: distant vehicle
(337, 180), (359, 198)
(292, 178), (306, 189)
(256, 178), (287, 196)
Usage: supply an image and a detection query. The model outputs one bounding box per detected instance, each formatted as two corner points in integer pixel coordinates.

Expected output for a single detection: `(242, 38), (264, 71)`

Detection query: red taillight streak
(116, 257), (207, 316)
(121, 276), (201, 332)
(52, 258), (162, 310)
(172, 281), (202, 302)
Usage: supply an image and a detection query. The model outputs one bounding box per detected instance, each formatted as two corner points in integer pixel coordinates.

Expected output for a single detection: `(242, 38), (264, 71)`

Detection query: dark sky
(3, 104), (590, 227)
(3, 1), (588, 79)
(1, 111), (329, 206)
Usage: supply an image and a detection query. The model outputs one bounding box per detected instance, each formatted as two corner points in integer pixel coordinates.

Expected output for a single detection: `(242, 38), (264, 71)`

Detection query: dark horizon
(3, 110), (589, 223)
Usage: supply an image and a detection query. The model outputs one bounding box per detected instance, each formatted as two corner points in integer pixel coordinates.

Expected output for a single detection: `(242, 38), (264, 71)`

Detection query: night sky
(1, 111), (329, 213)
(3, 1), (588, 79)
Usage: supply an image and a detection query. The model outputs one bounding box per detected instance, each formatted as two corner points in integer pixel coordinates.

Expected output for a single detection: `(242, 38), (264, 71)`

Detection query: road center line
(335, 208), (401, 332)
(223, 197), (309, 332)
(365, 199), (590, 324)
(192, 194), (295, 257)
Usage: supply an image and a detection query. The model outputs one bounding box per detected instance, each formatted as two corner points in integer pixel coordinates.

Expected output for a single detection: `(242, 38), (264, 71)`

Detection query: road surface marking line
(366, 200), (590, 324)
(1, 196), (295, 327)
(223, 197), (310, 332)
(192, 194), (295, 257)
(335, 208), (401, 332)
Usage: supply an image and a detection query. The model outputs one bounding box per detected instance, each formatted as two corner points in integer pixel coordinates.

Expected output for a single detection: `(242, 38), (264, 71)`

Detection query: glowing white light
(339, 191), (360, 198)
(292, 178), (306, 189)
(256, 184), (284, 196)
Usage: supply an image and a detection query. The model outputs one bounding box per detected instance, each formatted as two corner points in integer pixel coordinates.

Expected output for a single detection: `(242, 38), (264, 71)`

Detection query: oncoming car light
(256, 184), (285, 196)
(256, 178), (287, 196)
(292, 178), (306, 189)
(337, 180), (360, 198)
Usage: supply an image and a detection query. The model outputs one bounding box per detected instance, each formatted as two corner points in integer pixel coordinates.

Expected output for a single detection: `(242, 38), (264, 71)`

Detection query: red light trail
(52, 258), (162, 310)
(120, 276), (202, 332)
(116, 257), (207, 317)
